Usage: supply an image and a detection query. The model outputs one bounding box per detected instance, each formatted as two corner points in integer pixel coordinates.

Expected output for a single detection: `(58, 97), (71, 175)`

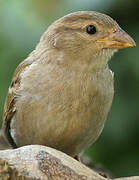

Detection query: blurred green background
(0, 0), (139, 178)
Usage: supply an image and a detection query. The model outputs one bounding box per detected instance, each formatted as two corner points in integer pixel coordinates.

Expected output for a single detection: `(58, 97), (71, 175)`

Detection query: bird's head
(38, 11), (136, 70)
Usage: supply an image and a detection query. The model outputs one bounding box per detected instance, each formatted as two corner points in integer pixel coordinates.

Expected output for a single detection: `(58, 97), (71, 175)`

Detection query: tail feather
(0, 130), (13, 150)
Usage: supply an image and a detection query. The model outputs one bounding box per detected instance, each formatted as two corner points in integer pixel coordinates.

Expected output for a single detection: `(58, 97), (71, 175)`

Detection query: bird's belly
(10, 68), (114, 156)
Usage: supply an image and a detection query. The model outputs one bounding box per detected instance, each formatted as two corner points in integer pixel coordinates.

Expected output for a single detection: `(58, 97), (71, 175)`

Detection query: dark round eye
(86, 25), (97, 35)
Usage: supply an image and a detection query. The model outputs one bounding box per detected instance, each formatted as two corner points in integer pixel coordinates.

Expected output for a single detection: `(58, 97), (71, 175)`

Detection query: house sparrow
(0, 11), (135, 157)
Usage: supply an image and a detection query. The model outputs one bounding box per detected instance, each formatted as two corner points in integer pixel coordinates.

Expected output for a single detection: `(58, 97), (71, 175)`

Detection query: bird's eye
(86, 25), (97, 35)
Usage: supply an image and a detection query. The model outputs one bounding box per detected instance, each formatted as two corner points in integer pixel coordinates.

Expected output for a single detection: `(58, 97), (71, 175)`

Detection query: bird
(0, 11), (135, 158)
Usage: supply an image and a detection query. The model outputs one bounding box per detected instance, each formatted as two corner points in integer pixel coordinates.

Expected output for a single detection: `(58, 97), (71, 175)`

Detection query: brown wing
(2, 59), (32, 147)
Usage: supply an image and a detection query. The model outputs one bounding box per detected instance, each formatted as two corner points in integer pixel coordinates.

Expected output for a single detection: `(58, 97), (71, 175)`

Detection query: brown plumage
(0, 11), (135, 157)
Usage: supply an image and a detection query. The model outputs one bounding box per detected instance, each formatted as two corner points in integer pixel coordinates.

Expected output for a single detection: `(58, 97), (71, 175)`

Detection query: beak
(97, 28), (136, 49)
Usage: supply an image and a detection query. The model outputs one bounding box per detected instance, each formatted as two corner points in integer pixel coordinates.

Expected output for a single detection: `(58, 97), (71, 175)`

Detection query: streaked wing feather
(2, 60), (32, 147)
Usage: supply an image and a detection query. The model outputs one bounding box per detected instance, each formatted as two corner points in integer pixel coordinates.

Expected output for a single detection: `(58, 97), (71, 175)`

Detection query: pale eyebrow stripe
(55, 26), (84, 34)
